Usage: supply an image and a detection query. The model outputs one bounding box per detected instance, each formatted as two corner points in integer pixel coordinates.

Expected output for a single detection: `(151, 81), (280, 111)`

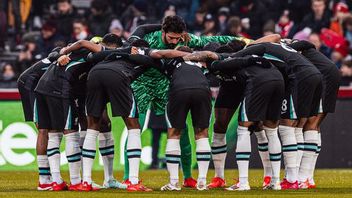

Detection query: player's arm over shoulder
(60, 40), (102, 55)
(247, 34), (281, 46)
(147, 49), (190, 59)
(182, 51), (219, 62)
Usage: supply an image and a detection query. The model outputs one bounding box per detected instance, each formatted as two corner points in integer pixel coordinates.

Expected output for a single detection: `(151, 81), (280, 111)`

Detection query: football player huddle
(18, 15), (339, 192)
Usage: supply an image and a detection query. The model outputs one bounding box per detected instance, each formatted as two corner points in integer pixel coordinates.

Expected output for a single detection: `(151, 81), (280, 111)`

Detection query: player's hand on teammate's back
(131, 47), (139, 55)
(58, 55), (71, 66)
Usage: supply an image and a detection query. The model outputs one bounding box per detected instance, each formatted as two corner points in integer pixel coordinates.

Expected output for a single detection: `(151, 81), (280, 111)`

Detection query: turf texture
(1, 169), (352, 197)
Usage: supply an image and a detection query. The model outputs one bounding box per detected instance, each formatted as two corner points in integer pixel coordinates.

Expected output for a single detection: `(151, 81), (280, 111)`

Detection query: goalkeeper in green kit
(123, 15), (251, 188)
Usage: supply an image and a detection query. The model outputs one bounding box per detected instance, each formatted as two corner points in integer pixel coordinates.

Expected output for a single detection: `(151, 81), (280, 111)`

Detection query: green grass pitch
(1, 169), (352, 197)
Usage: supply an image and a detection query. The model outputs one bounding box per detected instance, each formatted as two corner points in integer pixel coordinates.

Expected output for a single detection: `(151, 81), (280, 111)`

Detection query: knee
(124, 118), (140, 129)
(263, 120), (279, 128)
(88, 116), (100, 131)
(38, 129), (48, 135)
(279, 119), (296, 127)
(168, 128), (181, 139)
(303, 118), (319, 131)
(214, 120), (229, 134)
(195, 128), (208, 140)
(99, 118), (111, 132)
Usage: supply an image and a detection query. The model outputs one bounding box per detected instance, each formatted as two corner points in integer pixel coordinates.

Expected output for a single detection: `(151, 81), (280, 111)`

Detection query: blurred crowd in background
(1, 0), (352, 88)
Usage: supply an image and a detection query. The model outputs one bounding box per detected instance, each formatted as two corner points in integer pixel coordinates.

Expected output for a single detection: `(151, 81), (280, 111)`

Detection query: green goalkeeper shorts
(131, 68), (169, 115)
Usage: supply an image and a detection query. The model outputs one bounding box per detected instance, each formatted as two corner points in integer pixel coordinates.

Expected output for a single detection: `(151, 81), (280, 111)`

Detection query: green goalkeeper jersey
(131, 31), (251, 115)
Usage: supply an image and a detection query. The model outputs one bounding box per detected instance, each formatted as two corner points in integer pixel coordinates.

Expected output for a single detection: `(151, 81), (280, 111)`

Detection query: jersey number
(281, 99), (288, 112)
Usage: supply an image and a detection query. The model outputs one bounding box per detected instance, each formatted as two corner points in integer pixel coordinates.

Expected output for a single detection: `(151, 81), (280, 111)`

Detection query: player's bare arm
(182, 51), (219, 62)
(248, 34), (282, 46)
(148, 49), (190, 59)
(60, 40), (102, 55)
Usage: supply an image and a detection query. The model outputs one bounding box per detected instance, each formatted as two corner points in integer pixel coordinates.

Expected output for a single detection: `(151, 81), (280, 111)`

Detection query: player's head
(175, 46), (193, 53)
(216, 40), (246, 53)
(161, 15), (187, 48)
(130, 39), (150, 48)
(215, 45), (233, 53)
(227, 40), (246, 52)
(51, 46), (62, 53)
(101, 33), (123, 49)
(90, 36), (102, 44)
(202, 42), (221, 52)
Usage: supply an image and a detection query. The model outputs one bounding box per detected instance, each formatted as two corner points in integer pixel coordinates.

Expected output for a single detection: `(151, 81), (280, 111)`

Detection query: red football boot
(207, 177), (226, 189)
(262, 176), (271, 189)
(37, 182), (53, 191)
(298, 179), (310, 189)
(68, 183), (81, 191)
(123, 179), (131, 185)
(183, 177), (197, 188)
(281, 179), (299, 190)
(308, 179), (316, 189)
(77, 181), (96, 191)
(127, 181), (152, 192)
(52, 181), (68, 191)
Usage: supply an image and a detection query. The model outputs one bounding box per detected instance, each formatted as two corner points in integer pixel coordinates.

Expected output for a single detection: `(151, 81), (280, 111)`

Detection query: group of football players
(18, 15), (340, 192)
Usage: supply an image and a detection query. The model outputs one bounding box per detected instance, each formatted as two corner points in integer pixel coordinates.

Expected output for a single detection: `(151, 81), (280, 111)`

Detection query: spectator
(109, 19), (125, 38)
(37, 21), (65, 56)
(202, 14), (218, 36)
(308, 32), (332, 58)
(1, 0), (22, 43)
(189, 8), (206, 36)
(88, 0), (114, 37)
(217, 7), (230, 34)
(70, 19), (90, 43)
(340, 60), (352, 86)
(331, 41), (349, 68)
(275, 10), (294, 38)
(230, 0), (268, 39)
(263, 20), (276, 36)
(224, 16), (250, 38)
(121, 0), (148, 37)
(53, 0), (80, 42)
(164, 5), (177, 17)
(343, 15), (352, 49)
(17, 33), (43, 72)
(0, 63), (17, 88)
(330, 2), (350, 36)
(300, 0), (331, 33)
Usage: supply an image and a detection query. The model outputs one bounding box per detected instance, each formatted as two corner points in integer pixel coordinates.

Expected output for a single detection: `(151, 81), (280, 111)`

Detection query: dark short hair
(102, 33), (123, 47)
(162, 15), (186, 33)
(202, 42), (221, 52)
(227, 40), (246, 52)
(130, 39), (150, 48)
(216, 40), (246, 53)
(73, 18), (87, 26)
(215, 45), (233, 53)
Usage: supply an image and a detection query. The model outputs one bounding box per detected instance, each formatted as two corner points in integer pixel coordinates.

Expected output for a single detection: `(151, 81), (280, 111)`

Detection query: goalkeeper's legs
(180, 127), (192, 179)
